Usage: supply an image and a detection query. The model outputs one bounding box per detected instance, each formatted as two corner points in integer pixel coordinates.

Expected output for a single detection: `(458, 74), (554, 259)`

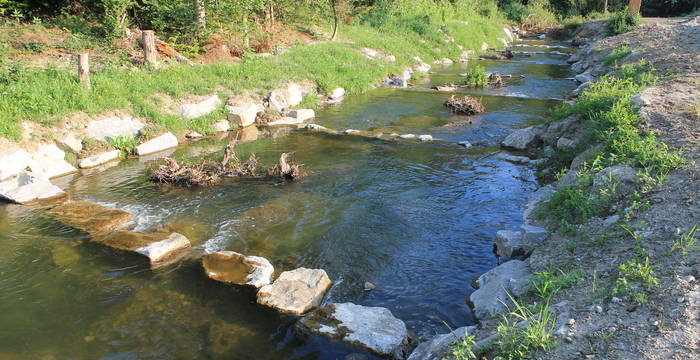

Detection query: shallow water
(0, 40), (575, 360)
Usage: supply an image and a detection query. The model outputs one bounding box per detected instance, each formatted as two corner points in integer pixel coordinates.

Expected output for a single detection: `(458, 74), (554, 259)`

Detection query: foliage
(107, 135), (137, 157)
(492, 296), (556, 360)
(607, 8), (642, 36)
(463, 64), (489, 87)
(602, 43), (631, 66)
(529, 269), (584, 301)
(612, 257), (659, 302)
(446, 328), (477, 360)
(670, 224), (698, 256)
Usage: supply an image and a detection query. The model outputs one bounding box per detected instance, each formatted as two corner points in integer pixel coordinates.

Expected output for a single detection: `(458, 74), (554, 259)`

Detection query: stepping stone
(78, 150), (121, 169)
(87, 117), (144, 141)
(136, 133), (179, 156)
(50, 200), (133, 234)
(299, 303), (410, 359)
(0, 171), (66, 204)
(0, 147), (32, 181)
(203, 251), (273, 288)
(257, 267), (332, 315)
(93, 231), (191, 266)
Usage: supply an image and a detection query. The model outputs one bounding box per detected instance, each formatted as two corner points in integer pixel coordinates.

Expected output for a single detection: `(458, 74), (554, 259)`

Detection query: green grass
(607, 8), (642, 36)
(529, 269), (585, 301)
(463, 64), (489, 87)
(670, 224), (698, 255)
(602, 43), (632, 66)
(447, 328), (477, 360)
(0, 12), (508, 141)
(107, 135), (137, 157)
(492, 296), (556, 360)
(612, 257), (659, 302)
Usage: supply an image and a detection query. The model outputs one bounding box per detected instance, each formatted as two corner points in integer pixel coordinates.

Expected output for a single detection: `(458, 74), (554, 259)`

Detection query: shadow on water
(0, 39), (574, 359)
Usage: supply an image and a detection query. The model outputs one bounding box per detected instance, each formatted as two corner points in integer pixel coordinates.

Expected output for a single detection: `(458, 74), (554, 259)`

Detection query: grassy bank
(0, 1), (508, 142)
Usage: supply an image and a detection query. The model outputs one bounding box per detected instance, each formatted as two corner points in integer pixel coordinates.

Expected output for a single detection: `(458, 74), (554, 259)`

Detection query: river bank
(415, 14), (700, 360)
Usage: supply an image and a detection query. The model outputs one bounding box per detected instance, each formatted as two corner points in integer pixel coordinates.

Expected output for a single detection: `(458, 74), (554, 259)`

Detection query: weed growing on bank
(607, 8), (642, 36)
(612, 257), (659, 304)
(529, 268), (585, 301)
(602, 43), (632, 66)
(493, 297), (556, 360)
(670, 224), (698, 255)
(107, 135), (137, 157)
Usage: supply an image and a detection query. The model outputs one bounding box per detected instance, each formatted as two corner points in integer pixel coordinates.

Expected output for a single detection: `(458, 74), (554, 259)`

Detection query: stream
(0, 39), (576, 360)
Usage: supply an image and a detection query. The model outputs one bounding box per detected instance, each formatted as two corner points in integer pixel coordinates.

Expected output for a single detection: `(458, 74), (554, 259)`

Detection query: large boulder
(203, 251), (274, 288)
(93, 231), (191, 266)
(86, 117), (145, 141)
(78, 150), (121, 168)
(329, 87), (345, 100)
(136, 132), (179, 156)
(269, 83), (303, 112)
(226, 102), (264, 127)
(469, 260), (532, 320)
(541, 115), (580, 146)
(300, 303), (410, 359)
(522, 185), (555, 222)
(257, 267), (332, 315)
(179, 95), (222, 119)
(593, 165), (638, 196)
(494, 230), (524, 259)
(50, 200), (133, 234)
(407, 326), (473, 360)
(28, 144), (77, 179)
(0, 171), (65, 204)
(0, 147), (32, 181)
(501, 127), (539, 151)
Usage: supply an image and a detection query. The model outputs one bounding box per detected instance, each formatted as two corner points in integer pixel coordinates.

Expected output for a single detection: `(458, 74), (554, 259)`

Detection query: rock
(682, 275), (696, 283)
(603, 215), (620, 227)
(418, 135), (433, 142)
(360, 47), (379, 58)
(50, 200), (133, 234)
(330, 87), (346, 100)
(571, 61), (588, 74)
(631, 93), (652, 107)
(0, 147), (32, 181)
(504, 155), (530, 164)
(521, 224), (548, 244)
(57, 133), (83, 153)
(399, 134), (416, 139)
(301, 123), (336, 133)
(611, 296), (622, 303)
(593, 165), (637, 194)
(407, 326), (474, 360)
(345, 129), (362, 135)
(501, 127), (539, 150)
(570, 146), (602, 170)
(179, 95), (222, 119)
(299, 303), (409, 359)
(364, 282), (376, 291)
(556, 137), (577, 149)
(469, 260), (532, 320)
(266, 117), (303, 126)
(382, 77), (408, 88)
(28, 144), (77, 179)
(523, 186), (555, 221)
(136, 133), (179, 156)
(93, 231), (191, 266)
(288, 109), (315, 122)
(415, 63), (431, 73)
(572, 82), (590, 96)
(575, 71), (596, 84)
(257, 267), (332, 315)
(458, 141), (472, 148)
(386, 55), (396, 62)
(437, 58), (453, 65)
(269, 83), (303, 111)
(495, 230), (524, 258)
(0, 171), (65, 204)
(566, 318), (576, 325)
(210, 120), (231, 132)
(78, 150), (121, 168)
(86, 117), (145, 141)
(202, 251), (274, 288)
(542, 115), (580, 145)
(185, 131), (203, 138)
(537, 34), (546, 39)
(226, 102), (264, 127)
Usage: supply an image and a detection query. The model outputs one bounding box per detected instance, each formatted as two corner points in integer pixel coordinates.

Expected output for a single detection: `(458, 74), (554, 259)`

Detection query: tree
(195, 0), (205, 29)
(330, 0), (351, 41)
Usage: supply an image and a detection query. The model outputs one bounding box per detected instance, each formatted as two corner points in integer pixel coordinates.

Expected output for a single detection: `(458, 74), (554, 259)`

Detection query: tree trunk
(604, 0), (609, 12)
(196, 0), (206, 29)
(142, 30), (158, 66)
(78, 53), (91, 90)
(243, 14), (250, 48)
(269, 3), (275, 30)
(331, 0), (339, 41)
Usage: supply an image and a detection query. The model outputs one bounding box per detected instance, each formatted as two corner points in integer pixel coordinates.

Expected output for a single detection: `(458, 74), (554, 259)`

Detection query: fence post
(142, 30), (157, 66)
(78, 53), (91, 90)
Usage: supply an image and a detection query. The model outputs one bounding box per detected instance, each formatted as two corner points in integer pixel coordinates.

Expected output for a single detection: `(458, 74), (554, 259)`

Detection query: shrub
(464, 64), (489, 87)
(607, 8), (642, 36)
(493, 296), (556, 360)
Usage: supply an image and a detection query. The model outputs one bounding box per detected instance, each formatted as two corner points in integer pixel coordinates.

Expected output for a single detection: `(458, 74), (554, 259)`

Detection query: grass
(0, 11), (509, 141)
(670, 224), (698, 255)
(612, 257), (659, 303)
(107, 135), (137, 157)
(463, 64), (489, 87)
(607, 8), (642, 36)
(447, 328), (477, 360)
(529, 269), (585, 301)
(493, 296), (556, 360)
(602, 43), (632, 66)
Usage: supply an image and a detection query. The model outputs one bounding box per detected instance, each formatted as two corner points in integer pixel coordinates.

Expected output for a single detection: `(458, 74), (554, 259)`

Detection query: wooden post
(142, 30), (158, 66)
(629, 0), (642, 14)
(78, 53), (91, 90)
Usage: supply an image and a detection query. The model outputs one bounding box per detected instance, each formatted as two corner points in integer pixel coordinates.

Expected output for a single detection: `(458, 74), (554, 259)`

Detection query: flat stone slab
(203, 251), (273, 288)
(78, 150), (121, 169)
(136, 133), (179, 156)
(0, 171), (66, 204)
(269, 83), (303, 112)
(50, 200), (133, 234)
(87, 117), (145, 141)
(257, 267), (332, 315)
(266, 117), (303, 126)
(0, 147), (32, 181)
(288, 109), (315, 122)
(300, 303), (410, 359)
(501, 127), (538, 150)
(93, 231), (191, 266)
(469, 260), (532, 320)
(226, 102), (264, 127)
(179, 95), (222, 119)
(29, 144), (77, 179)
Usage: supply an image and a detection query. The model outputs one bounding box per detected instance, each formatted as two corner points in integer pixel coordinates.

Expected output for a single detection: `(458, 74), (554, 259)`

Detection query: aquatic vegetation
(463, 64), (490, 87)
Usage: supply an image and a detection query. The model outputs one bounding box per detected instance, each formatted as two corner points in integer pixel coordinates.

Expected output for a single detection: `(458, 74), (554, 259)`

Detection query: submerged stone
(300, 303), (410, 359)
(203, 251), (273, 288)
(93, 231), (191, 265)
(257, 267), (332, 315)
(50, 200), (133, 234)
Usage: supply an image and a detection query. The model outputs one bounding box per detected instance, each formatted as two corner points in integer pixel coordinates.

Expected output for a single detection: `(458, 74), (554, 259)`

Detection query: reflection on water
(0, 40), (575, 359)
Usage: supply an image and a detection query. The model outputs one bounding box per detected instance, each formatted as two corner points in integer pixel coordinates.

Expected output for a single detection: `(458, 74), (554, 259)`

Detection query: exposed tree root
(444, 95), (485, 115)
(150, 140), (303, 186)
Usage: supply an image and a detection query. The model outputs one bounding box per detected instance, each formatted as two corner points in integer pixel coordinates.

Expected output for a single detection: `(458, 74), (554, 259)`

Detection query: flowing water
(0, 39), (575, 360)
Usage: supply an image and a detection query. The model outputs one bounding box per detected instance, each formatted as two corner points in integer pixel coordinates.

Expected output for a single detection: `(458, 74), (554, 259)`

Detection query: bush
(607, 8), (641, 36)
(463, 64), (489, 87)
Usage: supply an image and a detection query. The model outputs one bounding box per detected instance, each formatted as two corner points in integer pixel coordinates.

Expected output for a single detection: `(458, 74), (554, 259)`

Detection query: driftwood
(444, 95), (485, 115)
(150, 140), (302, 186)
(488, 73), (505, 88)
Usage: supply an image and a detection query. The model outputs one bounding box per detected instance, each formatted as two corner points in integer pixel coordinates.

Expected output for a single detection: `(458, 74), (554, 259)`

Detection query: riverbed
(0, 39), (575, 360)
